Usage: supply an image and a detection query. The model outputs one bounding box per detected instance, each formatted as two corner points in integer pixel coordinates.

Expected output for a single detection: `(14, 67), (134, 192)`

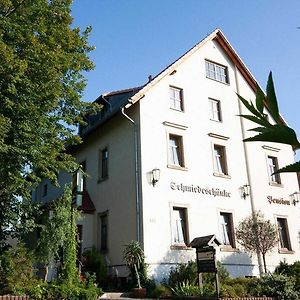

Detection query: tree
(237, 72), (300, 173)
(123, 240), (145, 289)
(235, 211), (278, 273)
(0, 0), (97, 249)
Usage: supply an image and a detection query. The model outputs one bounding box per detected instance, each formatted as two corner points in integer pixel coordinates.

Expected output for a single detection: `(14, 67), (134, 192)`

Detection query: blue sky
(72, 1), (300, 140)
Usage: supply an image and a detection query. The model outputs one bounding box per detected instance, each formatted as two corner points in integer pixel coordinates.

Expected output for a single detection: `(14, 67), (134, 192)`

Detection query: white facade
(36, 29), (300, 282)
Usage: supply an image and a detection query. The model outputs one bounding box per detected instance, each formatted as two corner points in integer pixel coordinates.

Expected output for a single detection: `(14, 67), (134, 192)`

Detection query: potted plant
(123, 240), (146, 298)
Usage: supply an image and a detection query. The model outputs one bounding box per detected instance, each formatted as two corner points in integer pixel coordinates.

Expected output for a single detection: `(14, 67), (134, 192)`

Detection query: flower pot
(132, 287), (147, 298)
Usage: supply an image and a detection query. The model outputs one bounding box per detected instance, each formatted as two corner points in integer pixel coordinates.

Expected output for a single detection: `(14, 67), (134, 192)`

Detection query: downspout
(234, 66), (264, 276)
(121, 106), (141, 243)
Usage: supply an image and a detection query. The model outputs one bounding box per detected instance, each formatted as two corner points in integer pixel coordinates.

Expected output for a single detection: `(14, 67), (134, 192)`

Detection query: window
(277, 218), (292, 251)
(267, 156), (281, 184)
(79, 161), (86, 191)
(98, 148), (108, 180)
(209, 98), (222, 122)
(100, 213), (108, 252)
(205, 60), (229, 83)
(77, 225), (83, 261)
(220, 212), (235, 247)
(169, 134), (185, 167)
(172, 207), (188, 245)
(42, 184), (48, 197)
(169, 86), (183, 111)
(213, 145), (228, 175)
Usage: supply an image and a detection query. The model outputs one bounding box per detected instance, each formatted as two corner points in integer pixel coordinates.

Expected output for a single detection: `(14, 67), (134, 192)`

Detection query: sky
(71, 1), (300, 140)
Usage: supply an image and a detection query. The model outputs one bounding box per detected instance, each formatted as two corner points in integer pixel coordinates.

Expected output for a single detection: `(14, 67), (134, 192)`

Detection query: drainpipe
(234, 67), (264, 276)
(121, 106), (141, 243)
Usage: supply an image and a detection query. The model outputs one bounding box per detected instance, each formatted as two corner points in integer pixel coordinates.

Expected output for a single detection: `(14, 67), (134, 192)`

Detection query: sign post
(189, 235), (222, 298)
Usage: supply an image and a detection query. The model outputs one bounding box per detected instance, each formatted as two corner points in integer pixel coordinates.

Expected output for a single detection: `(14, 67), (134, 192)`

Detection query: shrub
(0, 243), (38, 295)
(224, 277), (256, 296)
(150, 284), (173, 298)
(27, 275), (102, 300)
(250, 273), (300, 300)
(275, 260), (300, 291)
(171, 281), (201, 296)
(82, 246), (107, 286)
(168, 260), (198, 287)
(220, 284), (238, 298)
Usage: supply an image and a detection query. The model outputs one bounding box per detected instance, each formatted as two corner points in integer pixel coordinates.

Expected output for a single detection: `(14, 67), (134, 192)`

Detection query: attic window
(205, 60), (229, 84)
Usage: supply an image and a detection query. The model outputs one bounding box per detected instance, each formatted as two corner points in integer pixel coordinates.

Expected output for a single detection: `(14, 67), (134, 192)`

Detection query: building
(34, 29), (300, 282)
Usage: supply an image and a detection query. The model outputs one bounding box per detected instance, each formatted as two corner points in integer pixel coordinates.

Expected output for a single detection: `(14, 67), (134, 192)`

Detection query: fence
(0, 297), (29, 300)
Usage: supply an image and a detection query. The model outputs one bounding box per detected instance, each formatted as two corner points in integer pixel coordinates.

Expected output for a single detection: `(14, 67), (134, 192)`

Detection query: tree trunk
(262, 253), (267, 274)
(134, 264), (141, 288)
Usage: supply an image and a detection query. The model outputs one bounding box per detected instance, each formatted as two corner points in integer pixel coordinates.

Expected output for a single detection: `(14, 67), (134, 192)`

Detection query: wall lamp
(150, 168), (161, 186)
(290, 192), (300, 206)
(241, 184), (250, 199)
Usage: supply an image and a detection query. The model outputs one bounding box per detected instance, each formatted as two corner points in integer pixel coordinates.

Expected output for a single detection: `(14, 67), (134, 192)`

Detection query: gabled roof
(189, 234), (222, 248)
(124, 28), (285, 125)
(127, 28), (258, 106)
(80, 28), (285, 138)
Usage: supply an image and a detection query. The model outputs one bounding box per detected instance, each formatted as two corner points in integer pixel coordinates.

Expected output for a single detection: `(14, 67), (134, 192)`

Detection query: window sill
(209, 118), (222, 123)
(206, 76), (230, 86)
(170, 107), (184, 113)
(220, 245), (238, 252)
(170, 245), (193, 251)
(167, 165), (188, 171)
(278, 249), (294, 254)
(213, 172), (231, 179)
(269, 182), (283, 188)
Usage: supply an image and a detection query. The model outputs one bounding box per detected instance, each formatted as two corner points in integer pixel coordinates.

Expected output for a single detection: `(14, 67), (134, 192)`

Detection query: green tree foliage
(0, 0), (97, 249)
(35, 186), (79, 282)
(0, 242), (38, 295)
(238, 72), (300, 173)
(235, 211), (278, 273)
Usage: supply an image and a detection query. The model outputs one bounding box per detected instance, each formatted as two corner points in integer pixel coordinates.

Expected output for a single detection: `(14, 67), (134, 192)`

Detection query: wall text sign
(170, 182), (231, 198)
(267, 196), (290, 206)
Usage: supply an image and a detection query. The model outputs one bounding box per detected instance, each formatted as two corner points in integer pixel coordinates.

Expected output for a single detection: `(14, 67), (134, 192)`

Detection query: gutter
(121, 105), (141, 243)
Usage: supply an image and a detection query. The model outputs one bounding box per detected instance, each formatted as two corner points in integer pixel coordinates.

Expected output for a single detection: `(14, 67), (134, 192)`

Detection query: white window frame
(213, 144), (228, 175)
(169, 134), (185, 167)
(171, 206), (189, 246)
(169, 86), (184, 111)
(209, 98), (222, 122)
(267, 155), (281, 184)
(219, 211), (235, 248)
(276, 217), (292, 251)
(205, 60), (229, 84)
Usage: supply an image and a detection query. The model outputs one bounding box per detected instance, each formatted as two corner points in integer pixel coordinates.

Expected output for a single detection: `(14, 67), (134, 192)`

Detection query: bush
(27, 275), (102, 300)
(171, 281), (202, 296)
(220, 283), (247, 297)
(250, 273), (300, 300)
(168, 260), (229, 288)
(168, 260), (198, 287)
(82, 246), (107, 286)
(275, 260), (300, 291)
(224, 277), (256, 296)
(150, 284), (173, 298)
(0, 243), (39, 295)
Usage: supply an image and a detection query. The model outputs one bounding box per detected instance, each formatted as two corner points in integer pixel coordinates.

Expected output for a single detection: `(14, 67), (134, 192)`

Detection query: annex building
(34, 29), (300, 282)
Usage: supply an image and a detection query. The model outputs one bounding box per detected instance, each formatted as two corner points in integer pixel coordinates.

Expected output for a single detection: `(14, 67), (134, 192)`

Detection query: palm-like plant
(238, 72), (300, 174)
(123, 240), (145, 288)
